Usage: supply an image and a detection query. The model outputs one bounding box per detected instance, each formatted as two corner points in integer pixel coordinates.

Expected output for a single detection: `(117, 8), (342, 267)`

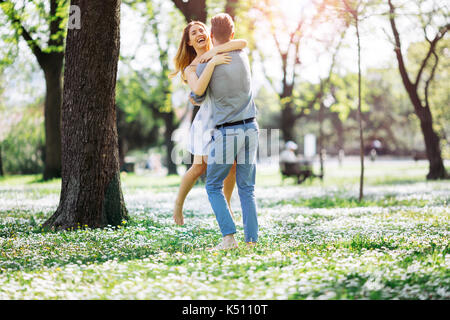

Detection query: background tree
(254, 0), (345, 143)
(0, 69), (4, 177)
(171, 0), (206, 23)
(1, 101), (45, 174)
(225, 0), (239, 20)
(341, 0), (365, 200)
(387, 0), (448, 179)
(316, 30), (346, 178)
(408, 39), (450, 160)
(0, 0), (70, 180)
(0, 145), (3, 176)
(43, 0), (128, 230)
(120, 0), (185, 175)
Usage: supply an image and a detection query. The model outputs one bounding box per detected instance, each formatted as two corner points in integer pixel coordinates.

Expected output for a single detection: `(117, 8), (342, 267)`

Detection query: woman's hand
(209, 53), (231, 66)
(198, 48), (217, 63)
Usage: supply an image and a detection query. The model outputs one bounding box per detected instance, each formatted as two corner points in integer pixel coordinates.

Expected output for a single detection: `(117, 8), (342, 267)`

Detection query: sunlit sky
(2, 0), (428, 109)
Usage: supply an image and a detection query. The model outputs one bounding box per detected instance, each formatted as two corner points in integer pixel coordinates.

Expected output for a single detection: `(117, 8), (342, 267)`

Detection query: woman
(169, 21), (246, 226)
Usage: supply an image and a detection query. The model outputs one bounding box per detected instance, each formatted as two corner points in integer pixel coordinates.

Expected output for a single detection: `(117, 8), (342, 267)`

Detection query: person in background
(280, 141), (302, 163)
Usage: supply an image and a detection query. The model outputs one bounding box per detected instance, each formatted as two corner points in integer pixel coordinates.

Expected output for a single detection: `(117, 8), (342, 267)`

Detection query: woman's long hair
(169, 21), (211, 83)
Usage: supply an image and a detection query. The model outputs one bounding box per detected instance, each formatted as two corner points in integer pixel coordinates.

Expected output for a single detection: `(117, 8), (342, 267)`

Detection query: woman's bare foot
(173, 202), (184, 225)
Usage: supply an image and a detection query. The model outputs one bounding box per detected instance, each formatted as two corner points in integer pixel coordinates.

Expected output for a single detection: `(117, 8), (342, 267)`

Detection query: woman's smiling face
(188, 23), (209, 50)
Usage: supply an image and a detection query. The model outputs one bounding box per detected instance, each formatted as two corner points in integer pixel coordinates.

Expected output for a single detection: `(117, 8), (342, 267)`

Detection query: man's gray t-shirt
(193, 49), (257, 127)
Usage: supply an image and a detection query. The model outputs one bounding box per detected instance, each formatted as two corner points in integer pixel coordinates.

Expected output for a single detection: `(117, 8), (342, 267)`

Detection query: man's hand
(189, 94), (201, 106)
(209, 53), (231, 66)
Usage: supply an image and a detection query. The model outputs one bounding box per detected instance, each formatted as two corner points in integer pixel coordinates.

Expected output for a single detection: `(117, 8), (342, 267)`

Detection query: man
(193, 13), (259, 250)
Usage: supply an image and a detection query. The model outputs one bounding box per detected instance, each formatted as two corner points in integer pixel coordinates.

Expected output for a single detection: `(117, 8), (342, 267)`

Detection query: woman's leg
(223, 161), (237, 219)
(173, 155), (207, 225)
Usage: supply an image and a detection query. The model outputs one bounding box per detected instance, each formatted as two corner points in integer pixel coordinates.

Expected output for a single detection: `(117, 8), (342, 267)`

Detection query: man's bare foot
(173, 202), (184, 225)
(211, 234), (238, 251)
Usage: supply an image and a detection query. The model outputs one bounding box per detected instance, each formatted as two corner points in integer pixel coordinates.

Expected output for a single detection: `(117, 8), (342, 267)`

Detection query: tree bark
(43, 0), (128, 230)
(419, 108), (447, 179)
(42, 53), (63, 180)
(280, 102), (297, 142)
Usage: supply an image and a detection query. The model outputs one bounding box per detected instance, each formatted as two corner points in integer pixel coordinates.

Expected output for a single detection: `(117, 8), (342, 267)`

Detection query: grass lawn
(0, 159), (449, 299)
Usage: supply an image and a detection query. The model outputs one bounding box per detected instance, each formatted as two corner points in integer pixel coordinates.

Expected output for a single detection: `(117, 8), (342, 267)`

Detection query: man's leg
(206, 128), (237, 243)
(235, 122), (259, 243)
(236, 163), (258, 243)
(206, 161), (236, 238)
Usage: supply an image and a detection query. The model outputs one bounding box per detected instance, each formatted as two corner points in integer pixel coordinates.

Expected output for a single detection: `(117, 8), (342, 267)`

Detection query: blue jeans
(206, 121), (259, 242)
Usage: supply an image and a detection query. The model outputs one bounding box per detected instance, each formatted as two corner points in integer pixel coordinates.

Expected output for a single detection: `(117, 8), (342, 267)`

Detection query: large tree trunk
(280, 102), (296, 142)
(43, 0), (128, 230)
(330, 112), (344, 151)
(116, 104), (126, 170)
(42, 53), (63, 180)
(417, 106), (447, 179)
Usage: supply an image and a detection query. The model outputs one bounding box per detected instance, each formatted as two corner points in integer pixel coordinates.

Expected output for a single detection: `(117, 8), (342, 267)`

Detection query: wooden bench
(412, 151), (427, 161)
(280, 160), (315, 184)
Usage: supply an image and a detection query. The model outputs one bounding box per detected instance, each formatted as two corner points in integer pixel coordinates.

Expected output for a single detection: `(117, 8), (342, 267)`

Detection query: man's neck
(214, 40), (230, 47)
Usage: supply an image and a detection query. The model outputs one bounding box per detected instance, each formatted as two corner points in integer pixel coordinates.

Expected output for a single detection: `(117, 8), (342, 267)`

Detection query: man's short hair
(211, 13), (234, 43)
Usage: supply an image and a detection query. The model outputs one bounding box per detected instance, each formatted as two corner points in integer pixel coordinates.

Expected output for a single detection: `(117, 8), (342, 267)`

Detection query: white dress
(187, 91), (214, 156)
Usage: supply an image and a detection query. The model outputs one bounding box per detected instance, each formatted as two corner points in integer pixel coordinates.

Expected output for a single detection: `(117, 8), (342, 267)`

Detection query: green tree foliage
(408, 38), (450, 158)
(1, 102), (45, 174)
(0, 0), (71, 180)
(119, 0), (186, 174)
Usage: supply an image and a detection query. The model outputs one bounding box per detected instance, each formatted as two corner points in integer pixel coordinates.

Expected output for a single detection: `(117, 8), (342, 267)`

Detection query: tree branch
(388, 0), (414, 91)
(424, 51), (439, 110)
(254, 46), (278, 95)
(289, 20), (304, 87)
(48, 0), (67, 49)
(224, 0), (239, 20)
(0, 0), (45, 63)
(415, 23), (449, 87)
(171, 0), (207, 23)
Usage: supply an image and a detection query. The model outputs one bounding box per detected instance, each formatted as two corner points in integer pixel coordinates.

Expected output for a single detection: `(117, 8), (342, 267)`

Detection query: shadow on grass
(370, 178), (426, 186)
(269, 195), (429, 209)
